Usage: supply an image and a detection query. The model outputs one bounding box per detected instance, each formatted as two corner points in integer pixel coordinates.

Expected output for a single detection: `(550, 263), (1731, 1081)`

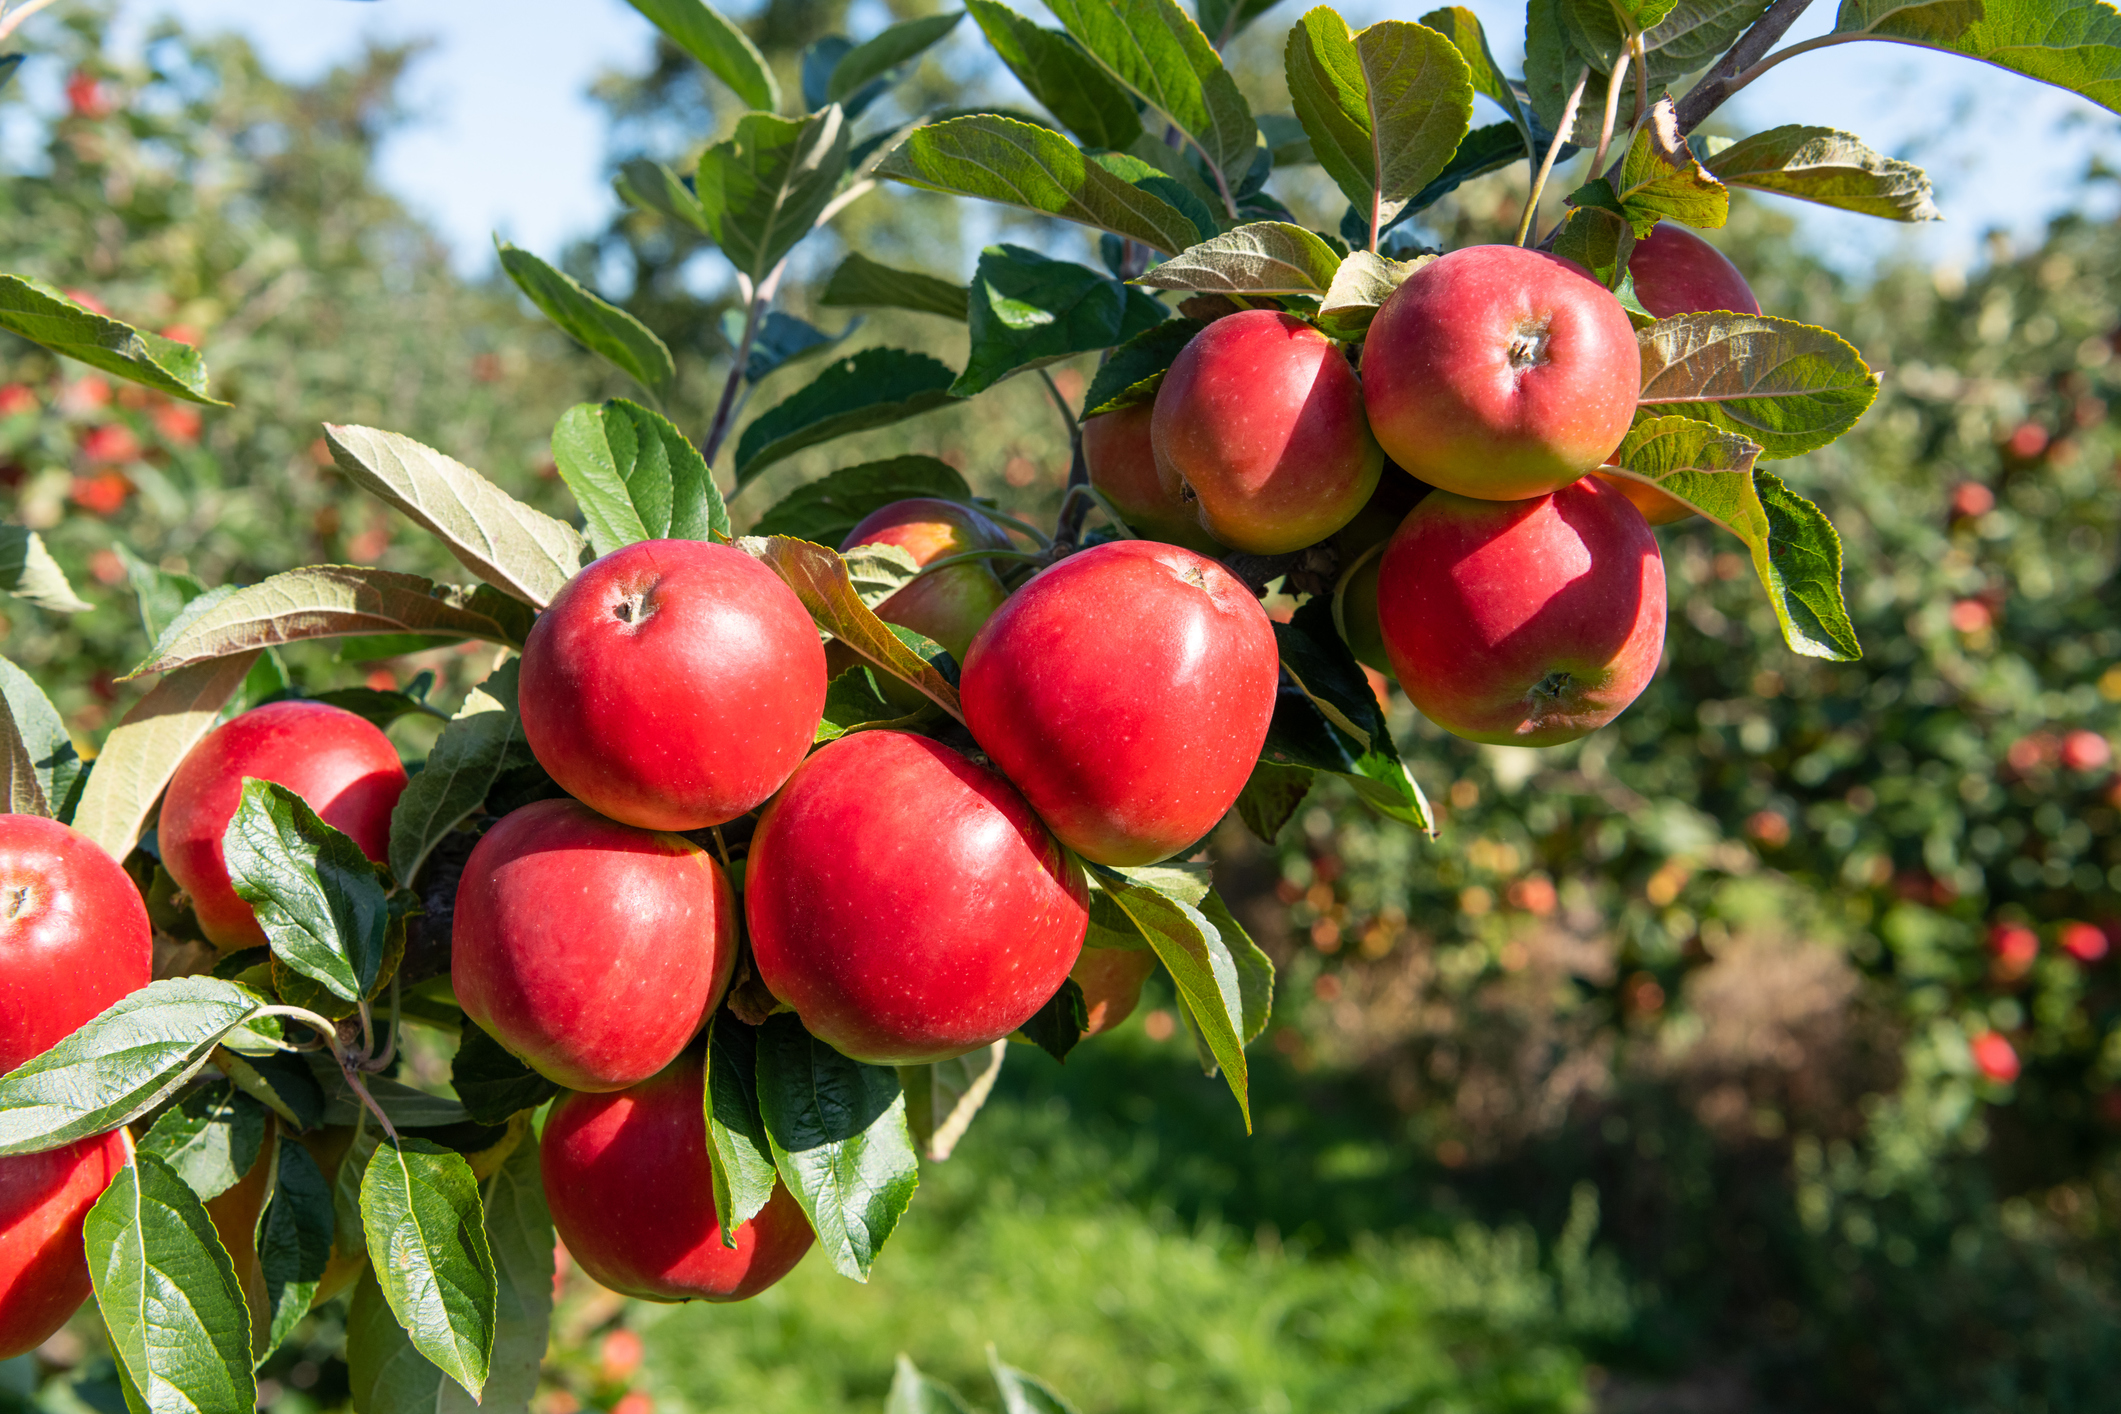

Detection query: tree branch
(1673, 0), (1820, 135)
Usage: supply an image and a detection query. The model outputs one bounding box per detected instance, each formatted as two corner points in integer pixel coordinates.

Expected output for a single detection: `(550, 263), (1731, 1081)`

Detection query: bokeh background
(3, 0), (2121, 1410)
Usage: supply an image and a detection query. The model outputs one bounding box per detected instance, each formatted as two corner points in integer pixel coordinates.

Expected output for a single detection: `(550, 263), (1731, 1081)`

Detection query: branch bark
(1672, 0), (1820, 135)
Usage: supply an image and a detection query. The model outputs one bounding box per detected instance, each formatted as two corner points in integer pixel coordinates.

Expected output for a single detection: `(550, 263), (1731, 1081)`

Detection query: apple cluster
(1090, 230), (1762, 746)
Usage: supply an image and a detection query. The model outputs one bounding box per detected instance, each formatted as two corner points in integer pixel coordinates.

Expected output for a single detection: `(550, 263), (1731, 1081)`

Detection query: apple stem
(1516, 71), (1590, 248)
(703, 260), (789, 467)
(710, 826), (735, 874)
(1055, 483), (1139, 545)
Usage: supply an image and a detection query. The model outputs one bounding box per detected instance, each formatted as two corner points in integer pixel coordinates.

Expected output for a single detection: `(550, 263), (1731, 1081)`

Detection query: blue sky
(85, 0), (2121, 280)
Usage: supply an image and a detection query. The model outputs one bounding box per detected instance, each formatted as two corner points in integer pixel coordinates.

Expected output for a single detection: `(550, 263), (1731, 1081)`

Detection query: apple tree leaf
(1636, 310), (1880, 459)
(1831, 0), (2121, 114)
(552, 399), (728, 557)
(358, 1139), (498, 1400)
(1133, 220), (1344, 295)
(1705, 125), (1940, 222)
(958, 244), (1168, 396)
(623, 0), (779, 111)
(497, 242), (675, 405)
(751, 456), (974, 545)
(734, 349), (959, 486)
(0, 275), (224, 404)
(966, 0), (1143, 150)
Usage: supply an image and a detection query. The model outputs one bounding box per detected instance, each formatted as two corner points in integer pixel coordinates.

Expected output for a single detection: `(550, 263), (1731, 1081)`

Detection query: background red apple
(541, 1048), (813, 1302)
(1082, 404), (1225, 553)
(1595, 222), (1764, 525)
(1377, 478), (1666, 746)
(1071, 948), (1156, 1038)
(840, 497), (1013, 661)
(1150, 309), (1382, 554)
(452, 797), (736, 1092)
(518, 538), (826, 832)
(0, 816), (151, 1074)
(0, 1131), (127, 1358)
(960, 540), (1279, 866)
(746, 730), (1088, 1065)
(158, 700), (407, 950)
(1363, 245), (1640, 501)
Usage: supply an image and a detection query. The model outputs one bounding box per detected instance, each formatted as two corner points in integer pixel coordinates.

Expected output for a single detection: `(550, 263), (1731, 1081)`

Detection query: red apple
(1969, 1031), (2019, 1084)
(518, 539), (826, 832)
(1363, 245), (1640, 501)
(1594, 223), (1763, 525)
(159, 700), (407, 952)
(1082, 404), (1223, 553)
(1989, 922), (2039, 980)
(747, 730), (1087, 1064)
(1151, 310), (1382, 554)
(0, 816), (152, 1074)
(0, 1131), (127, 1359)
(1377, 478), (1666, 746)
(2061, 921), (2109, 964)
(1071, 948), (1156, 1038)
(840, 498), (1013, 662)
(1626, 221), (1761, 319)
(540, 1048), (812, 1302)
(453, 798), (735, 1092)
(961, 540), (1279, 866)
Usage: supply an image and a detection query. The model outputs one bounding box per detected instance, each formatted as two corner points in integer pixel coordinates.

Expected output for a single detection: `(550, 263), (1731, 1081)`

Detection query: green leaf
(615, 156), (712, 233)
(1092, 868), (1252, 1126)
(324, 424), (589, 610)
(1603, 416), (1860, 661)
(137, 1081), (268, 1203)
(1315, 249), (1426, 339)
(346, 1139), (551, 1414)
(899, 1040), (1007, 1162)
(1196, 0), (1287, 46)
(1081, 317), (1206, 416)
(86, 1153), (256, 1414)
(957, 244), (1167, 397)
(1134, 220), (1343, 295)
(743, 536), (965, 718)
(0, 688), (47, 818)
(0, 657), (74, 819)
(704, 1015), (781, 1244)
(1831, 0), (2121, 112)
(452, 1019), (560, 1128)
(497, 241), (676, 404)
(1234, 759), (1312, 843)
(321, 1072), (470, 1130)
(1420, 7), (1535, 150)
(815, 664), (928, 743)
(1198, 891), (1273, 1046)
(552, 399), (727, 558)
(989, 1349), (1083, 1414)
(966, 0), (1143, 150)
(820, 252), (970, 320)
(730, 309), (856, 382)
(889, 1354), (979, 1414)
(1636, 310), (1881, 459)
(1563, 0), (1768, 89)
(332, 1117), (384, 1267)
(0, 525), (91, 613)
(1045, 0), (1257, 196)
(1285, 11), (1474, 248)
(753, 1013), (920, 1282)
(830, 13), (963, 101)
(258, 1140), (334, 1360)
(1705, 124), (1940, 222)
(879, 115), (1204, 256)
(1405, 119), (1535, 215)
(1016, 981), (1089, 1064)
(751, 457), (973, 545)
(123, 567), (523, 680)
(0, 978), (264, 1156)
(218, 1049), (326, 1133)
(0, 276), (224, 405)
(1270, 598), (1435, 833)
(734, 348), (959, 486)
(223, 779), (388, 1003)
(359, 1139), (498, 1400)
(624, 0), (779, 111)
(307, 679), (444, 733)
(697, 108), (852, 287)
(1549, 205), (1638, 292)
(388, 661), (531, 889)
(71, 653), (258, 862)
(1578, 96), (1727, 234)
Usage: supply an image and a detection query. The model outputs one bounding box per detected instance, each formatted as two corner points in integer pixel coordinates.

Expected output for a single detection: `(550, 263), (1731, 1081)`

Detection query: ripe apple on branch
(0, 0), (2115, 1402)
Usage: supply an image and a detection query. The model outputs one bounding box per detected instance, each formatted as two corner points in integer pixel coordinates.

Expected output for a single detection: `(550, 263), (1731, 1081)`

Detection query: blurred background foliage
(3, 2), (2121, 1412)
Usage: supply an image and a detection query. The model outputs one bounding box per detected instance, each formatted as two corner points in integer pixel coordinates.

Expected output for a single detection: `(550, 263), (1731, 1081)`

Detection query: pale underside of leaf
(71, 652), (260, 862)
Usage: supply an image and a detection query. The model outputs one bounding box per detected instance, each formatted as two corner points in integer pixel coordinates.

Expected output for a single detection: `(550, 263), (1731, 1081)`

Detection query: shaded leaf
(888, 1354), (979, 1414)
(259, 1140), (334, 1360)
(697, 108), (852, 286)
(829, 13), (963, 102)
(0, 656), (71, 819)
(359, 1139), (498, 1400)
(1092, 868), (1251, 1126)
(1081, 316), (1207, 416)
(614, 156), (711, 233)
(966, 0), (1143, 150)
(1549, 205), (1639, 293)
(729, 308), (856, 382)
(899, 1040), (1007, 1161)
(958, 244), (1167, 396)
(325, 424), (588, 610)
(1568, 96), (1726, 235)
(218, 1049), (326, 1133)
(742, 536), (965, 718)
(704, 1015), (780, 1243)
(498, 242), (676, 404)
(820, 252), (970, 320)
(389, 661), (531, 888)
(754, 1013), (920, 1281)
(1635, 310), (1880, 459)
(1705, 124), (1940, 222)
(624, 0), (779, 111)
(1269, 599), (1434, 833)
(452, 1019), (560, 1128)
(1234, 759), (1312, 843)
(1015, 982), (1088, 1064)
(86, 1153), (255, 1414)
(0, 276), (223, 404)
(751, 456), (973, 545)
(1045, 0), (1257, 194)
(734, 348), (958, 486)
(552, 399), (727, 557)
(0, 524), (91, 613)
(879, 115), (1203, 256)
(815, 664), (928, 743)
(137, 1081), (268, 1203)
